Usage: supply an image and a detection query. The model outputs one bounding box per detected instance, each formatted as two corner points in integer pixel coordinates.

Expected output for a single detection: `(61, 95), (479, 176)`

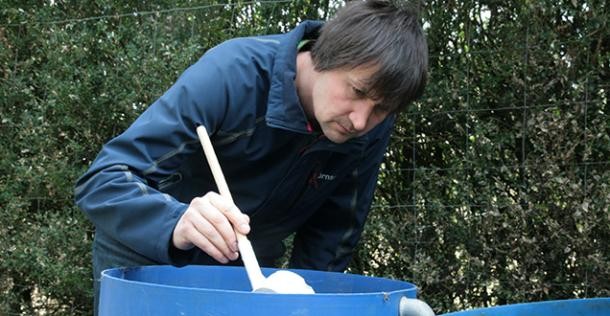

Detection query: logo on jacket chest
(317, 173), (336, 181)
(308, 171), (336, 189)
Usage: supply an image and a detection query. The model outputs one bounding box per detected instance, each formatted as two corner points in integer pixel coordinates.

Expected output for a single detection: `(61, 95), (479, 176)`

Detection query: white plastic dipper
(196, 126), (315, 294)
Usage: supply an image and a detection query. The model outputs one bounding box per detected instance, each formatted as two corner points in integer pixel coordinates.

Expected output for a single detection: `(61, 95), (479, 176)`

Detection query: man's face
(311, 65), (390, 144)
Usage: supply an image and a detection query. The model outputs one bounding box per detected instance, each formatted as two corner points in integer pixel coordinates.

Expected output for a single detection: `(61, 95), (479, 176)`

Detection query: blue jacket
(75, 20), (395, 272)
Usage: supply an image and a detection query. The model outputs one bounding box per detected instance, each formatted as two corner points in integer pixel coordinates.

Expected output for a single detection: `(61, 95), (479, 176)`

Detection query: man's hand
(172, 192), (250, 263)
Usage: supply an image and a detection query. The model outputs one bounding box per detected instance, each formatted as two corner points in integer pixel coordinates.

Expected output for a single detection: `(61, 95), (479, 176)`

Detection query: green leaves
(1, 0), (608, 314)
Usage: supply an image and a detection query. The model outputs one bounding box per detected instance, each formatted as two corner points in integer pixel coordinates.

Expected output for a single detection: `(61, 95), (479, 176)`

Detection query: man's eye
(352, 87), (367, 98)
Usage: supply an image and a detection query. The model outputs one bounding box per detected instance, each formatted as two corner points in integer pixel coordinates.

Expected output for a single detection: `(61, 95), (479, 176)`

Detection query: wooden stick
(196, 125), (266, 291)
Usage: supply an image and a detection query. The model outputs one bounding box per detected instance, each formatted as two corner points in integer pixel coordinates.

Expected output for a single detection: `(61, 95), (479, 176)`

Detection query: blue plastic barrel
(99, 265), (419, 315)
(441, 298), (610, 316)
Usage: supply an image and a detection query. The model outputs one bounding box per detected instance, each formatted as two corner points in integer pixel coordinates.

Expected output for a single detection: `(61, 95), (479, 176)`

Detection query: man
(75, 0), (427, 311)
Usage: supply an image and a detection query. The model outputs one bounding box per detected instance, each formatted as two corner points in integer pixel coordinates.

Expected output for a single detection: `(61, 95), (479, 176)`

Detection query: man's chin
(324, 131), (351, 144)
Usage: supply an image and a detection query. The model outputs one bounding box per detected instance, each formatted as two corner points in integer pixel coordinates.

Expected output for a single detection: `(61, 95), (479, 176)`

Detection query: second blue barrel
(441, 297), (610, 316)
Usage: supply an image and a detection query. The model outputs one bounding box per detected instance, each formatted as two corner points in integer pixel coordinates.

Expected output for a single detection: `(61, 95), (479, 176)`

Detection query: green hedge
(1, 1), (608, 314)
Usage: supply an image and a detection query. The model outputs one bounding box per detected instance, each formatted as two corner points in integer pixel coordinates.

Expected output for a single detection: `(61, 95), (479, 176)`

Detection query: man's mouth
(337, 123), (352, 135)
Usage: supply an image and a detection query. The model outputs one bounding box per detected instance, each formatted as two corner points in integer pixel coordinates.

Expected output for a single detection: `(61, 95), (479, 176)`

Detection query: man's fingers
(192, 199), (239, 257)
(172, 194), (241, 263)
(207, 193), (251, 235)
(187, 229), (231, 264)
(173, 193), (250, 264)
(227, 209), (251, 235)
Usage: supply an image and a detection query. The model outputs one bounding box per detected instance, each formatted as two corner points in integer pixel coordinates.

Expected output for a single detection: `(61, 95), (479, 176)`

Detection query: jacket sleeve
(288, 117), (395, 271)
(74, 51), (230, 265)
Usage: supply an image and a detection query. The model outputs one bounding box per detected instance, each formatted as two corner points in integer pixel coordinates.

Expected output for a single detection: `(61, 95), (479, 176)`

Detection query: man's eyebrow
(361, 84), (383, 102)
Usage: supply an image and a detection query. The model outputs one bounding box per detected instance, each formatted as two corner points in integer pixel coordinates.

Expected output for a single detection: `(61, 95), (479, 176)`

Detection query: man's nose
(349, 99), (375, 132)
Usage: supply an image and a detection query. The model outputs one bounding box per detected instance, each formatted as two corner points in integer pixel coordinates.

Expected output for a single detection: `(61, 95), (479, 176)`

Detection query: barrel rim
(100, 265), (419, 297)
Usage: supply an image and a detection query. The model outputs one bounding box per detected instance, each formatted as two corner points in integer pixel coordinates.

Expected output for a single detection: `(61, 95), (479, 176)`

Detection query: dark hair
(311, 0), (428, 113)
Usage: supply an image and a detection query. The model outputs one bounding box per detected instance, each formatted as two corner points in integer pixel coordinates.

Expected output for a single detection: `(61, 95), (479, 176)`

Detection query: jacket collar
(265, 20), (322, 134)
